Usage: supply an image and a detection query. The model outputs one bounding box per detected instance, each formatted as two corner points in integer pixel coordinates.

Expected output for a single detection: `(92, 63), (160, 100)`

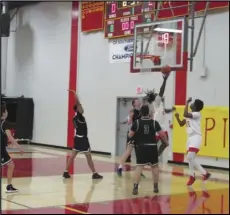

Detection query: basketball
(161, 65), (171, 74)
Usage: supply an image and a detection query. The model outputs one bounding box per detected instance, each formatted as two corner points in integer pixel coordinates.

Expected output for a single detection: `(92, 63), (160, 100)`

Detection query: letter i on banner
(204, 118), (215, 146)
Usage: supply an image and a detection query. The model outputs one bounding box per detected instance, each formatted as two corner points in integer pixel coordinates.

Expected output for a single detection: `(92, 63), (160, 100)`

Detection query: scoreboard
(103, 1), (229, 39)
(104, 1), (156, 38)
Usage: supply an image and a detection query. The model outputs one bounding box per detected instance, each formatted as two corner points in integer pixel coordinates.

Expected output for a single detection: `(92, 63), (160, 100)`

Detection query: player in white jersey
(145, 72), (176, 156)
(175, 97), (211, 186)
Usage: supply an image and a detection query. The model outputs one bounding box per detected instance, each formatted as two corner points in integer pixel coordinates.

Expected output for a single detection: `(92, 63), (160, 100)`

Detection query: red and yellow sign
(81, 2), (105, 32)
(172, 106), (229, 159)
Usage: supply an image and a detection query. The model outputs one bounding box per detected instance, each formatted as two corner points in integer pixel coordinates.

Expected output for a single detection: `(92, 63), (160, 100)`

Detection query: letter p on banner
(172, 106), (229, 159)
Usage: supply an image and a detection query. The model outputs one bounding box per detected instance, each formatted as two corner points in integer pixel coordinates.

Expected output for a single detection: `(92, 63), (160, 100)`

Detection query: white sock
(187, 152), (196, 177)
(188, 160), (195, 177)
(119, 164), (123, 169)
(194, 159), (206, 175)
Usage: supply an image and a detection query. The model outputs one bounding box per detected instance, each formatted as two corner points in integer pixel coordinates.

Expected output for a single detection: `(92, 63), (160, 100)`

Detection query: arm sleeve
(191, 112), (200, 119)
(130, 120), (138, 132)
(154, 120), (162, 132)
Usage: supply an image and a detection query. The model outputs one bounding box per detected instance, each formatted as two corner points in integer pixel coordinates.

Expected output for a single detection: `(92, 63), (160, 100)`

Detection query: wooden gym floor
(1, 145), (229, 214)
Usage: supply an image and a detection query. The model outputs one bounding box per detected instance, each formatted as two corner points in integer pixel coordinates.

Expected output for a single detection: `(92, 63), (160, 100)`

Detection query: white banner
(109, 38), (134, 63)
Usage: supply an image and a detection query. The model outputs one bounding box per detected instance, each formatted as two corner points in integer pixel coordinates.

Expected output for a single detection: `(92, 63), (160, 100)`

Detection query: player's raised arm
(175, 113), (186, 127)
(158, 67), (171, 98)
(68, 89), (80, 104)
(183, 97), (193, 118)
(68, 89), (84, 114)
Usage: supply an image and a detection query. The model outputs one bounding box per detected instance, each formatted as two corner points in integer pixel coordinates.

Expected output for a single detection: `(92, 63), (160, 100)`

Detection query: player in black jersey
(117, 99), (142, 177)
(1, 103), (24, 193)
(126, 99), (141, 162)
(128, 105), (169, 195)
(63, 90), (103, 180)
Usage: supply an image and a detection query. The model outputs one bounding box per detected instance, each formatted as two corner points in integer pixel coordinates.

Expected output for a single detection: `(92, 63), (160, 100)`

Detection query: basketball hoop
(135, 30), (177, 72)
(136, 55), (162, 66)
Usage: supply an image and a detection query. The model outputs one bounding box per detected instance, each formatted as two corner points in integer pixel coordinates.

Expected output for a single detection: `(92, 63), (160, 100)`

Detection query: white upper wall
(187, 11), (229, 106)
(5, 2), (72, 146)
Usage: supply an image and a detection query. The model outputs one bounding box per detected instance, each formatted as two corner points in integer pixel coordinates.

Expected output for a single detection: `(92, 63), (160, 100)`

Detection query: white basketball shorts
(187, 135), (202, 153)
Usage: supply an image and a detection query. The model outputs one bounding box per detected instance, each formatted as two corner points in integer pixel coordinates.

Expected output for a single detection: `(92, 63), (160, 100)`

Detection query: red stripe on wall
(173, 21), (187, 162)
(67, 2), (79, 148)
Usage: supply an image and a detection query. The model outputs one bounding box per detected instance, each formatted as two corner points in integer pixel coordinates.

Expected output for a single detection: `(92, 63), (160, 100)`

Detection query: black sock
(134, 183), (139, 189)
(154, 182), (158, 188)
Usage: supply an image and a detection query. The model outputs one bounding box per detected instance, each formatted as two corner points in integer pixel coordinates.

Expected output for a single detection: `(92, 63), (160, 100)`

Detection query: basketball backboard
(132, 18), (188, 72)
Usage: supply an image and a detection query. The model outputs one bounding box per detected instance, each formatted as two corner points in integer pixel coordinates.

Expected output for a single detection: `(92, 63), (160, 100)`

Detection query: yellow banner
(172, 106), (229, 159)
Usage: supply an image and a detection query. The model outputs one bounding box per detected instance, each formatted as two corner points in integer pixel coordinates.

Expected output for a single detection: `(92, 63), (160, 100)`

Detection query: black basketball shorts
(135, 144), (158, 166)
(1, 148), (12, 166)
(73, 136), (91, 153)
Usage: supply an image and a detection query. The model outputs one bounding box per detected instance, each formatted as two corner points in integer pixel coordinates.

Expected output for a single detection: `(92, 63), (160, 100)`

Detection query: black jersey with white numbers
(73, 111), (88, 137)
(130, 118), (162, 145)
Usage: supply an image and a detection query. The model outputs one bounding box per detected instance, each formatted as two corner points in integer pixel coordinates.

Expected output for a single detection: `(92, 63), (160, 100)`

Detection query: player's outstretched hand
(172, 106), (176, 111)
(187, 97), (192, 103)
(68, 89), (76, 94)
(175, 112), (179, 118)
(161, 65), (171, 79)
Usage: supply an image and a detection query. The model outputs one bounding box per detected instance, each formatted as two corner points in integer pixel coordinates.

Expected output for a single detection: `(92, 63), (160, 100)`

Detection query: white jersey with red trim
(186, 112), (202, 137)
(152, 95), (166, 130)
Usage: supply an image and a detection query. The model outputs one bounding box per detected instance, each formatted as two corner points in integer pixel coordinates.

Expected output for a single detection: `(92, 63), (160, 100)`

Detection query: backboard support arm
(188, 1), (210, 71)
(141, 1), (161, 65)
(188, 2), (195, 72)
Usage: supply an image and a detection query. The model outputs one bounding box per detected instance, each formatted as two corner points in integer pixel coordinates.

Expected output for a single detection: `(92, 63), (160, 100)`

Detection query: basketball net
(138, 31), (175, 72)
